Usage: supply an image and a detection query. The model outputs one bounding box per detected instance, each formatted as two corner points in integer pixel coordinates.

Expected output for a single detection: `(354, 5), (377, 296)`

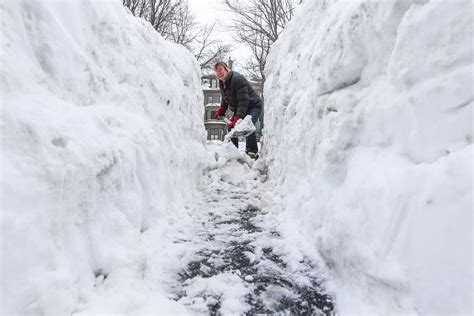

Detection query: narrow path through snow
(167, 142), (334, 315)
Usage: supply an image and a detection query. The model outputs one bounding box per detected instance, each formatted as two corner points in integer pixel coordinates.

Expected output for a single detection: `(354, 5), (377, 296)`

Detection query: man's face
(215, 65), (228, 81)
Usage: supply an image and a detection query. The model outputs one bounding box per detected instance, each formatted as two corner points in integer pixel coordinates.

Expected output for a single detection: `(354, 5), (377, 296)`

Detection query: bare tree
(192, 22), (232, 72)
(123, 0), (230, 72)
(149, 0), (178, 37)
(123, 0), (183, 41)
(223, 0), (299, 82)
(122, 0), (143, 16)
(164, 0), (202, 49)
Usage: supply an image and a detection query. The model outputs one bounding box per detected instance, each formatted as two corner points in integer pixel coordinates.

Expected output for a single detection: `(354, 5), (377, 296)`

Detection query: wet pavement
(171, 184), (334, 315)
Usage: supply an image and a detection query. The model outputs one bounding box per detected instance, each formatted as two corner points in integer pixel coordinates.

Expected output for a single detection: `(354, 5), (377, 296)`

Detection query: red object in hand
(215, 107), (226, 119)
(228, 116), (240, 129)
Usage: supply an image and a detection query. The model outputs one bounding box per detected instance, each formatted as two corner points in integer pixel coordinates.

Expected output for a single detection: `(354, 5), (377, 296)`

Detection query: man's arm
(215, 87), (228, 119)
(219, 85), (228, 111)
(235, 77), (249, 117)
(220, 95), (228, 110)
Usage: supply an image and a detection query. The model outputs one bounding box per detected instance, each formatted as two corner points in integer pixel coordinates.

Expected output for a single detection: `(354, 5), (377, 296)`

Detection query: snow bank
(264, 0), (472, 314)
(1, 1), (206, 314)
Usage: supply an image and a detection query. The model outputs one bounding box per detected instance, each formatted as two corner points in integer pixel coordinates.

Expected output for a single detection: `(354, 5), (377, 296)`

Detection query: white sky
(188, 0), (252, 71)
(189, 0), (226, 23)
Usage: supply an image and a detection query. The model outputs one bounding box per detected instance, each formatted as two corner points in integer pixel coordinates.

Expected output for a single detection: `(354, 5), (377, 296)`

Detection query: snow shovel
(223, 115), (256, 139)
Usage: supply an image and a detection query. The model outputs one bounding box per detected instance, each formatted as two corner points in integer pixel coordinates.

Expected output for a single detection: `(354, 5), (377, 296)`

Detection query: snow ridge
(264, 0), (473, 314)
(1, 1), (206, 314)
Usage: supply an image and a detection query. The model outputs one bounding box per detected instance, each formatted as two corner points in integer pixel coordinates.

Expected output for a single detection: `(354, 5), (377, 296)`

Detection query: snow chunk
(179, 273), (250, 315)
(224, 115), (256, 141)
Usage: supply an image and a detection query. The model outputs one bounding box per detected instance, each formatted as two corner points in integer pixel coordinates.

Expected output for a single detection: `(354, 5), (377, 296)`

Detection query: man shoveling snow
(214, 61), (262, 160)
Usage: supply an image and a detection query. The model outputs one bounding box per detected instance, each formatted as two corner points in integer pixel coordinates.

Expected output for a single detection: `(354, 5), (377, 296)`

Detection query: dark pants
(231, 107), (261, 153)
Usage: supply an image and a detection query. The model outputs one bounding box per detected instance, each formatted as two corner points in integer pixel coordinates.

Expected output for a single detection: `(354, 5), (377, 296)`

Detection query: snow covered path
(165, 142), (334, 315)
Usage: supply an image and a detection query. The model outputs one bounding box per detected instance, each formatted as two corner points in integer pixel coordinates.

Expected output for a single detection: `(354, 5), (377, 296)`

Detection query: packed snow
(1, 1), (206, 314)
(264, 0), (472, 314)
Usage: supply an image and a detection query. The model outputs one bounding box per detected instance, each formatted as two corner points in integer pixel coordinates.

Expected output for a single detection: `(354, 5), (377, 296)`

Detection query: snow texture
(164, 142), (333, 314)
(1, 1), (206, 314)
(224, 115), (257, 140)
(264, 0), (473, 314)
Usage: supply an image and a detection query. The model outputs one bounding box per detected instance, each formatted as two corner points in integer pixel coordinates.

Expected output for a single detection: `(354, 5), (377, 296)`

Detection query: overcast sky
(189, 0), (226, 23)
(188, 0), (251, 71)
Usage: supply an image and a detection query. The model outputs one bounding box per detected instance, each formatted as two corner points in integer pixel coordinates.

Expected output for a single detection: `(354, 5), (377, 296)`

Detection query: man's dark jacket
(219, 71), (262, 118)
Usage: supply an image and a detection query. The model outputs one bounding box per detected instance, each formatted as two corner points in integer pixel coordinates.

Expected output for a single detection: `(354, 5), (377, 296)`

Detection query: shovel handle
(223, 117), (231, 124)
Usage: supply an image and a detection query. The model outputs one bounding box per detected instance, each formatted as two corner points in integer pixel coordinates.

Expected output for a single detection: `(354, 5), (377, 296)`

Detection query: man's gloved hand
(228, 116), (240, 129)
(215, 107), (226, 119)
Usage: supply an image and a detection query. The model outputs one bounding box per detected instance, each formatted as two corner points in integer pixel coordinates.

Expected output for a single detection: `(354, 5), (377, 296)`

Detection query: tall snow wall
(264, 0), (472, 314)
(1, 1), (206, 314)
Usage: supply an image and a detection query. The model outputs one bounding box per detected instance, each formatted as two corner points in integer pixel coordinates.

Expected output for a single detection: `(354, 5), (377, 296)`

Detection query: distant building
(202, 74), (227, 141)
(202, 58), (263, 141)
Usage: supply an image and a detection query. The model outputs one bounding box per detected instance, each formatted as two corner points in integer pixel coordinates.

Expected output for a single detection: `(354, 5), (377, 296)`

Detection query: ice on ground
(264, 0), (472, 314)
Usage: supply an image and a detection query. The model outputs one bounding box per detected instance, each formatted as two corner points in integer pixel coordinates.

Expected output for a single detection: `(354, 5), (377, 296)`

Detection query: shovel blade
(228, 130), (255, 138)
